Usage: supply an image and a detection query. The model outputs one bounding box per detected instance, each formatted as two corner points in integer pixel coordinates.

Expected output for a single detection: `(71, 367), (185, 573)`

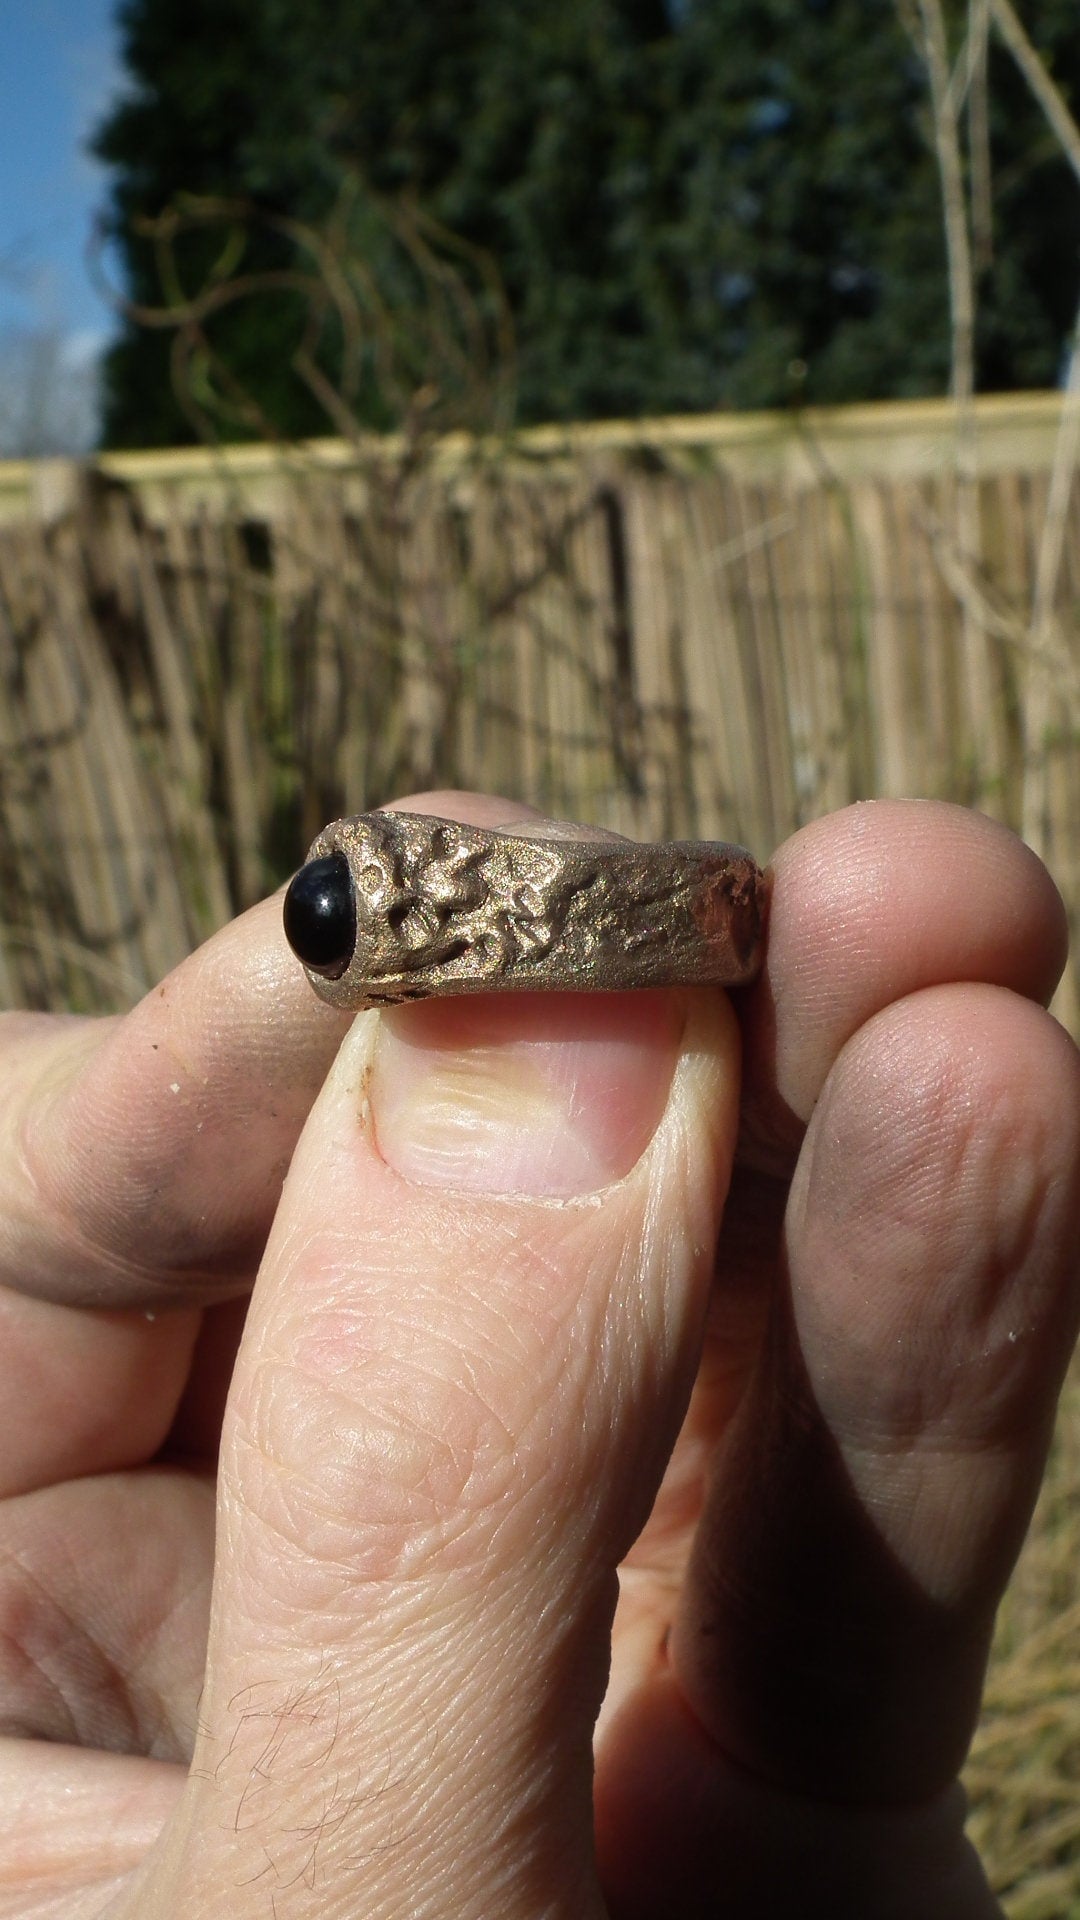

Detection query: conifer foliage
(92, 0), (1080, 446)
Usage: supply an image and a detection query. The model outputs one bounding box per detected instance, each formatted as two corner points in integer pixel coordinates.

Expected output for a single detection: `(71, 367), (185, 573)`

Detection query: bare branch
(988, 0), (1080, 186)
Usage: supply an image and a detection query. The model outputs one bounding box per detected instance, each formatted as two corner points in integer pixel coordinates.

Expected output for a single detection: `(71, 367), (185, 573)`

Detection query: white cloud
(68, 27), (126, 193)
(62, 326), (110, 369)
(0, 323), (104, 457)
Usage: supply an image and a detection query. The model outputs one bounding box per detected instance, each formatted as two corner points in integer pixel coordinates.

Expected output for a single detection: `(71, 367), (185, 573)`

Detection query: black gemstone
(283, 853), (356, 978)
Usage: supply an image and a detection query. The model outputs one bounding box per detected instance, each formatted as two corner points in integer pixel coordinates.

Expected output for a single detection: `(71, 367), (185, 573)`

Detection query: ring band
(284, 811), (769, 1009)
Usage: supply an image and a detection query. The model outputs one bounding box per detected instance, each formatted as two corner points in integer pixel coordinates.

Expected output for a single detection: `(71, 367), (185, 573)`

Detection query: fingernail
(369, 991), (682, 1195)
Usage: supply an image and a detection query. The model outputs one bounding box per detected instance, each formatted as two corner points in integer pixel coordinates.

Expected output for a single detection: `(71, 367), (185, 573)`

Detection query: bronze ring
(283, 810), (769, 1010)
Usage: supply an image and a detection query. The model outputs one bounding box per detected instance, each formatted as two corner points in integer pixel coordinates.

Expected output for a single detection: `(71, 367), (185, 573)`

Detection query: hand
(0, 794), (1076, 1920)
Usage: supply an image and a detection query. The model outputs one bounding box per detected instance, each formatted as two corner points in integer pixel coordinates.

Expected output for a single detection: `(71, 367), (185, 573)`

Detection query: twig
(1031, 309), (1080, 648)
(904, 0), (977, 413)
(988, 0), (1080, 186)
(900, 0), (990, 756)
(968, 0), (994, 272)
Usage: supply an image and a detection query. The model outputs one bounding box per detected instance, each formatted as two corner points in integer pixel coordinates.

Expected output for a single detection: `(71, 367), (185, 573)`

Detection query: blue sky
(1, 0), (122, 354)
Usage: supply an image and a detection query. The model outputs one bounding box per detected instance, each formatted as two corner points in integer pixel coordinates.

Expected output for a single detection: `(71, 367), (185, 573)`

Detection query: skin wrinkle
(0, 1550), (135, 1751)
(122, 1529), (213, 1753)
(288, 1248), (574, 1421)
(0, 1606), (79, 1751)
(0, 1489), (211, 1758)
(228, 1359), (533, 1591)
(276, 1204), (628, 1472)
(0, 1789), (157, 1900)
(233, 1262), (648, 1594)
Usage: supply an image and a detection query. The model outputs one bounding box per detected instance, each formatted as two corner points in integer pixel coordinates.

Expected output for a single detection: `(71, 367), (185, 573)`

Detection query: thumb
(131, 985), (739, 1920)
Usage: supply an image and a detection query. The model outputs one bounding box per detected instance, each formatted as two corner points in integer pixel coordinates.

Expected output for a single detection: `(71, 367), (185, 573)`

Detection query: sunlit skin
(0, 792), (1077, 1920)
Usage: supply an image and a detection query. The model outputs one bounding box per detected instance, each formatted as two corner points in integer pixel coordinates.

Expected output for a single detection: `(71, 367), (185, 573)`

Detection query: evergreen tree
(92, 0), (1080, 446)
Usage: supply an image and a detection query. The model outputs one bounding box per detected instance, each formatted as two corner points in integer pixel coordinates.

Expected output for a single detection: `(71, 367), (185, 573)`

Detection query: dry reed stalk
(304, 485), (359, 804)
(1024, 430), (1080, 910)
(472, 472), (545, 810)
(453, 462), (505, 789)
(160, 506), (219, 727)
(773, 489), (826, 823)
(789, 486), (850, 818)
(736, 477), (803, 849)
(0, 506), (186, 1006)
(679, 471), (772, 849)
(507, 470), (563, 807)
(467, 463), (532, 804)
(900, 477), (947, 798)
(783, 490), (839, 819)
(700, 476), (768, 843)
(924, 477), (979, 800)
(616, 466), (686, 842)
(537, 472), (606, 821)
(28, 522), (127, 996)
(114, 503), (233, 935)
(216, 522), (269, 906)
(269, 488), (340, 839)
(1020, 336), (1080, 881)
(981, 468), (1031, 819)
(553, 461), (614, 828)
(887, 481), (944, 797)
(587, 456), (658, 834)
(849, 480), (913, 796)
(813, 477), (876, 805)
(381, 468), (450, 799)
(334, 469), (410, 809)
(0, 522), (72, 1005)
(766, 489), (822, 824)
(458, 463), (513, 802)
(47, 519), (143, 965)
(299, 478), (380, 825)
(495, 475), (549, 812)
(654, 473), (717, 838)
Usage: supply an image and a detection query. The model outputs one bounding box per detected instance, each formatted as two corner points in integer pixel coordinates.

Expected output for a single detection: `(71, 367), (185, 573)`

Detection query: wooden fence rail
(1, 392), (1078, 1026)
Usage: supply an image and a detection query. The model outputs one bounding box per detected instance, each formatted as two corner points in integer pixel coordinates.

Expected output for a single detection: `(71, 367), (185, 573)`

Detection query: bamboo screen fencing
(0, 392), (1078, 1027)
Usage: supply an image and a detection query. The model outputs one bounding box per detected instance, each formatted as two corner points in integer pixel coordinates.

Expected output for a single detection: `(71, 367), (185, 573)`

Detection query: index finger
(0, 790), (554, 1314)
(737, 799), (1068, 1173)
(0, 892), (349, 1312)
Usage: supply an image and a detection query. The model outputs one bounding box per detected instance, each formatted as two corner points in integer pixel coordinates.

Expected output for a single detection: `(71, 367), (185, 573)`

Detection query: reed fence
(3, 390), (1080, 1910)
(1, 391), (1078, 1030)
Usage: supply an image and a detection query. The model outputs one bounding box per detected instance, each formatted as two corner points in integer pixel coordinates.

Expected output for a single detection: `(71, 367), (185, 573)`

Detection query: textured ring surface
(284, 810), (768, 1009)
